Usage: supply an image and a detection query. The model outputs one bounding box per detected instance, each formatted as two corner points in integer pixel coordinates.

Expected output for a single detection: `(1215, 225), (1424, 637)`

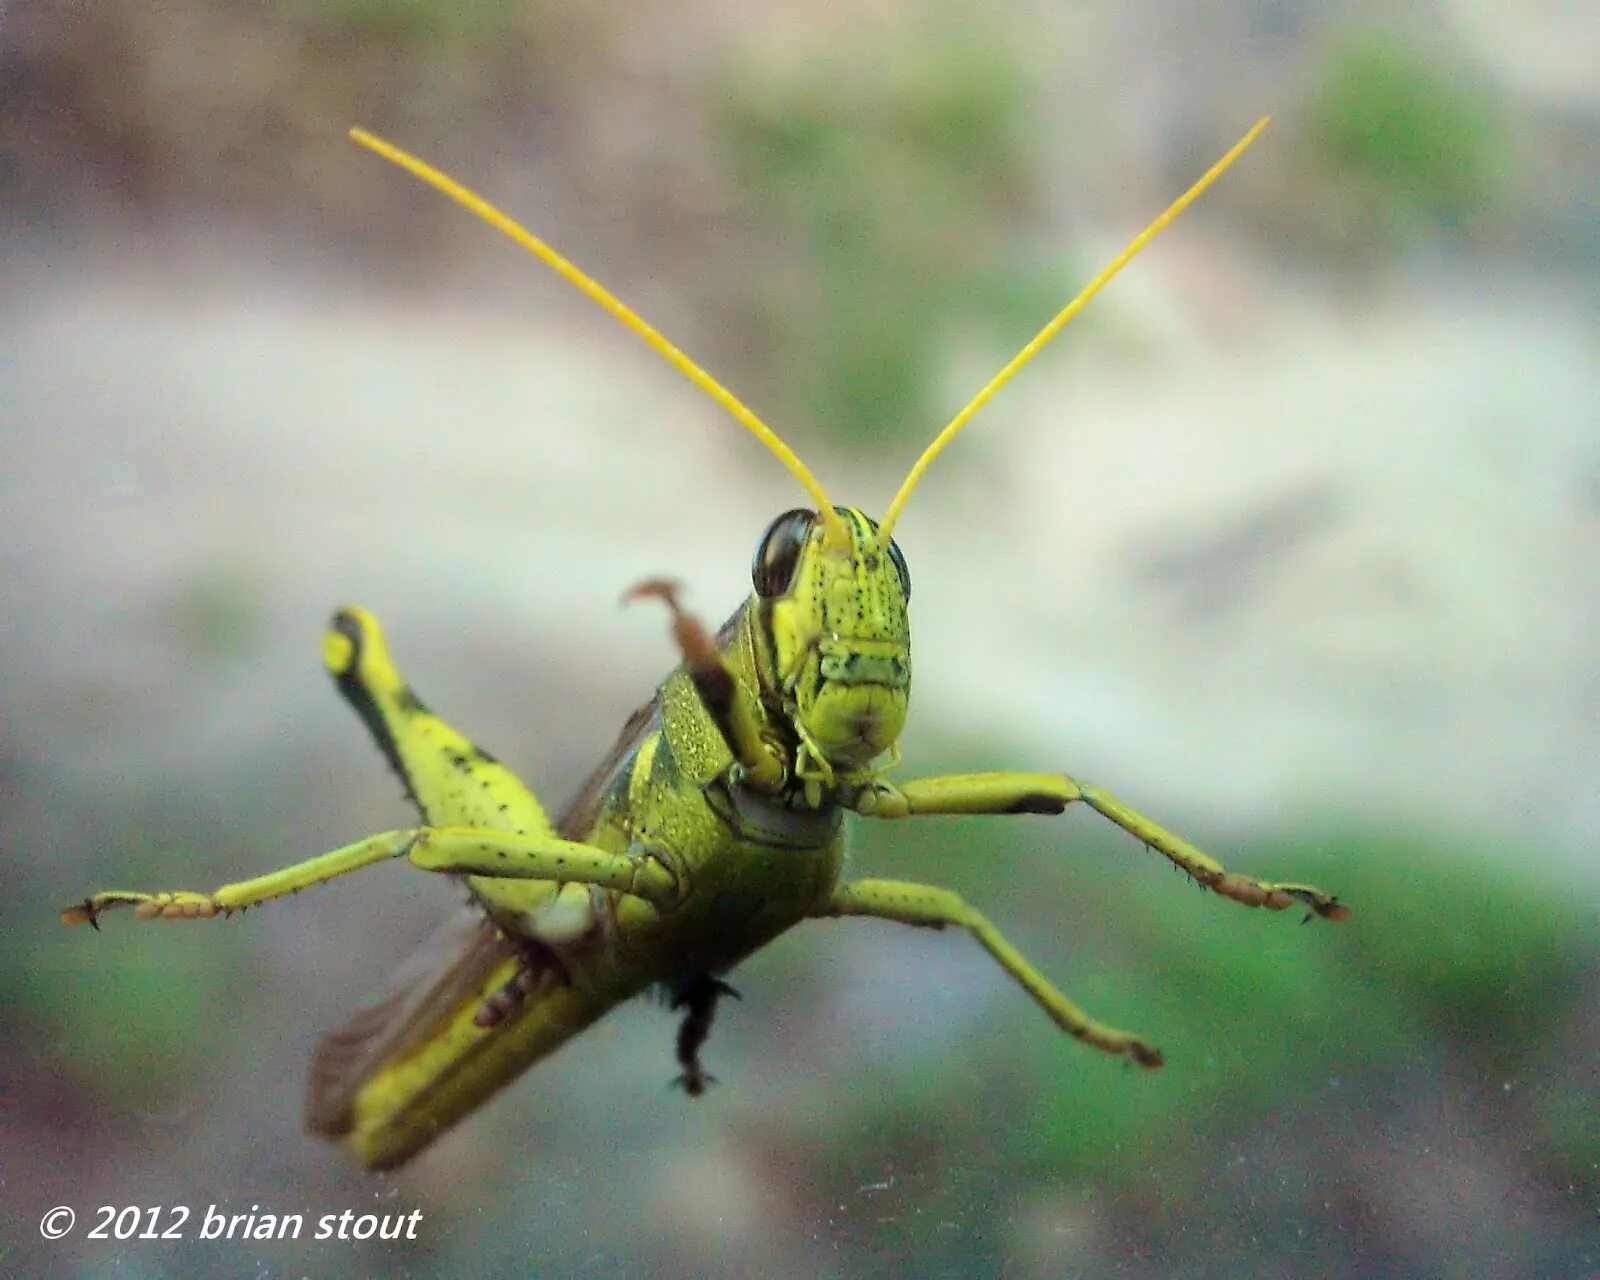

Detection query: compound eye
(752, 508), (816, 598)
(886, 538), (910, 601)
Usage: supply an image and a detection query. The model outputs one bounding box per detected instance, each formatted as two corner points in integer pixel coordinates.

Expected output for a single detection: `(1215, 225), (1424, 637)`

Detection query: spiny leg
(813, 878), (1162, 1068)
(847, 773), (1348, 921)
(63, 825), (679, 928)
(326, 607), (595, 1008)
(668, 975), (740, 1096)
(61, 830), (419, 927)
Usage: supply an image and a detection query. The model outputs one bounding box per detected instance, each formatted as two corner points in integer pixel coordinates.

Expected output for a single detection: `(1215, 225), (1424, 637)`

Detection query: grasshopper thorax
(754, 506), (911, 771)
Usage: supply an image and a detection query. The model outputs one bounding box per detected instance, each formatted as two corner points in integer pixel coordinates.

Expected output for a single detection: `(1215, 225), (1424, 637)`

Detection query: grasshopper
(62, 117), (1347, 1171)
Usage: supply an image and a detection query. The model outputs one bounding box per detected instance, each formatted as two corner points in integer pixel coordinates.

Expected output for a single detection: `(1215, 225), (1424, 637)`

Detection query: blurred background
(3, 1), (1596, 1277)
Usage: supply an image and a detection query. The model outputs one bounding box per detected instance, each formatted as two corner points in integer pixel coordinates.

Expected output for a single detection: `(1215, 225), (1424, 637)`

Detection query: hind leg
(322, 606), (554, 836)
(324, 607), (577, 1022)
(64, 608), (601, 1005)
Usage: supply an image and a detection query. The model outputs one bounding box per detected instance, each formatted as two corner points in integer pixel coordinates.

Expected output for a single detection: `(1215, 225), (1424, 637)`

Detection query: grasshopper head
(755, 506), (910, 770)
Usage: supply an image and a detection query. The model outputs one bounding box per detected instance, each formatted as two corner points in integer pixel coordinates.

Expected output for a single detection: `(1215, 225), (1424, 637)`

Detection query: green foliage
(1323, 831), (1587, 1050)
(712, 19), (1045, 449)
(19, 937), (231, 1090)
(1535, 1071), (1600, 1186)
(1305, 31), (1508, 242)
(1029, 829), (1586, 1174)
(841, 818), (1593, 1192)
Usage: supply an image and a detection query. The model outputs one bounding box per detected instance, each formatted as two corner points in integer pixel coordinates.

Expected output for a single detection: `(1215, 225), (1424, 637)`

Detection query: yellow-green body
(311, 509), (903, 1168)
(62, 119), (1350, 1172)
(329, 648), (846, 1168)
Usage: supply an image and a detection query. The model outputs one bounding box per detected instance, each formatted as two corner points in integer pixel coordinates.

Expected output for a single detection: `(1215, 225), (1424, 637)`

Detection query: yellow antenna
(348, 127), (851, 550)
(878, 116), (1271, 544)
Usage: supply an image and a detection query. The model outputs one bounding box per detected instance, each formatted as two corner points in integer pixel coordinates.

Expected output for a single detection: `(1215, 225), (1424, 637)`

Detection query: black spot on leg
(1005, 793), (1067, 815)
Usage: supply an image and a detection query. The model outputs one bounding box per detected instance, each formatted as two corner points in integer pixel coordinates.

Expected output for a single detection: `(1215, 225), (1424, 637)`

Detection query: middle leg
(813, 878), (1162, 1067)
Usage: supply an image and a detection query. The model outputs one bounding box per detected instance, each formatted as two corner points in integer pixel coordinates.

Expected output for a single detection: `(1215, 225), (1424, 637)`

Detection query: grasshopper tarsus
(474, 940), (570, 1028)
(623, 579), (722, 674)
(619, 577), (681, 608)
(1129, 1040), (1164, 1070)
(670, 975), (739, 1099)
(673, 1069), (717, 1097)
(474, 983), (521, 1030)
